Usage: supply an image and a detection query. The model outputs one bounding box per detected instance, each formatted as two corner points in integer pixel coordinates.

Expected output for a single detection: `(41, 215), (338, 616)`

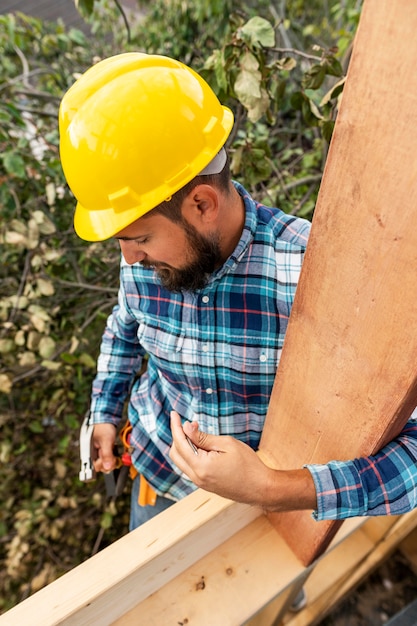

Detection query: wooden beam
(3, 500), (417, 624)
(259, 0), (417, 565)
(283, 510), (417, 626)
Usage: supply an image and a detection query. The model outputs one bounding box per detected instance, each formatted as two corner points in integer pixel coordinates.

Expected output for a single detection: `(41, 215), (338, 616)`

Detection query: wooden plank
(398, 527), (417, 575)
(112, 516), (308, 626)
(0, 491), (260, 625)
(259, 0), (417, 566)
(110, 512), (417, 626)
(284, 510), (417, 626)
(3, 488), (416, 625)
(110, 516), (368, 625)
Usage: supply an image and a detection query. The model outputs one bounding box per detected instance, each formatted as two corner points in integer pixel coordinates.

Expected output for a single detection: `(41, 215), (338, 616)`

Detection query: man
(60, 52), (417, 531)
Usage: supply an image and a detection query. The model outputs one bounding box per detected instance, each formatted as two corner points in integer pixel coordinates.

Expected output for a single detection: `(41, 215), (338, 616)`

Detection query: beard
(142, 221), (223, 292)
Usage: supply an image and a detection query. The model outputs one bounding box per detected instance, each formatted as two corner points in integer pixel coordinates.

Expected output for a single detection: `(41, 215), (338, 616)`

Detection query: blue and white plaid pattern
(308, 409), (417, 520)
(90, 181), (417, 519)
(90, 182), (310, 499)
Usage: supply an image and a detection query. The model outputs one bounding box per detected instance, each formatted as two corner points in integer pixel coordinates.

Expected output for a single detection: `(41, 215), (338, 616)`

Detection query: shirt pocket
(221, 334), (280, 375)
(137, 322), (185, 363)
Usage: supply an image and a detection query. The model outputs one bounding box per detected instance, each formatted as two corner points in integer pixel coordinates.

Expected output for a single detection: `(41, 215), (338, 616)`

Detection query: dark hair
(150, 152), (231, 223)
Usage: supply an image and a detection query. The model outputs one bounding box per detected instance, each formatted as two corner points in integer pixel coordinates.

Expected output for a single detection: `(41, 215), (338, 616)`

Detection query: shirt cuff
(305, 460), (367, 521)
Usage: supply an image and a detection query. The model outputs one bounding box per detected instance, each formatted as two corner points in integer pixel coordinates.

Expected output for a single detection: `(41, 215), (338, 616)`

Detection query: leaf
(45, 183), (56, 207)
(323, 55), (344, 77)
(0, 440), (12, 463)
(79, 352), (96, 369)
(18, 351), (37, 367)
(234, 53), (270, 122)
(2, 152), (26, 178)
(75, 0), (95, 17)
(36, 278), (55, 297)
(290, 91), (306, 111)
(308, 98), (324, 121)
(38, 336), (56, 359)
(27, 218), (40, 249)
(239, 17), (275, 48)
(33, 209), (56, 234)
(68, 28), (87, 45)
(277, 57), (297, 72)
(14, 330), (25, 346)
(320, 76), (346, 106)
(0, 339), (14, 353)
(302, 64), (327, 90)
(5, 231), (28, 246)
(8, 219), (27, 234)
(7, 295), (29, 310)
(100, 511), (114, 530)
(0, 374), (12, 394)
(321, 120), (335, 143)
(29, 421), (44, 434)
(41, 360), (61, 371)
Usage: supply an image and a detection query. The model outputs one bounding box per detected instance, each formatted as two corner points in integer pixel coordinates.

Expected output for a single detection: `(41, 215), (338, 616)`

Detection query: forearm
(254, 465), (317, 512)
(90, 301), (144, 426)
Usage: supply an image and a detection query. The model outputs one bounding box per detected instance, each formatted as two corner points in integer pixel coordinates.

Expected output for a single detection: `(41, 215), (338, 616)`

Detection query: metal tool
(186, 435), (199, 455)
(79, 412), (96, 482)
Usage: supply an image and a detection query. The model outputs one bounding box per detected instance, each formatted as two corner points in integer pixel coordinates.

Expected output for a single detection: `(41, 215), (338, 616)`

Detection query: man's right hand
(92, 423), (117, 473)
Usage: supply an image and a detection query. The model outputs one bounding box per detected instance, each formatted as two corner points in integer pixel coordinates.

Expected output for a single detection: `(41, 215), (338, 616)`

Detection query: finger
(93, 451), (117, 473)
(93, 426), (117, 472)
(170, 410), (186, 438)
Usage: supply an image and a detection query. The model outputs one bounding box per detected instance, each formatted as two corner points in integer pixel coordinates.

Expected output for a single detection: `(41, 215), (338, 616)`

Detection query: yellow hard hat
(59, 53), (234, 241)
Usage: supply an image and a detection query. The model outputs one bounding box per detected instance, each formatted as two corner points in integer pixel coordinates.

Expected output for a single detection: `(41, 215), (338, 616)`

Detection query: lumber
(259, 0), (417, 565)
(398, 527), (417, 575)
(110, 510), (417, 625)
(287, 510), (417, 626)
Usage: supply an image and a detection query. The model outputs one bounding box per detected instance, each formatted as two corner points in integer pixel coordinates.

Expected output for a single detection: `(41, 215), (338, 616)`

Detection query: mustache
(140, 259), (173, 270)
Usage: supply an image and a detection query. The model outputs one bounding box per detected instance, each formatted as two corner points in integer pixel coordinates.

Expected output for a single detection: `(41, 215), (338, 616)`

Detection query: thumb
(183, 420), (225, 453)
(100, 446), (116, 471)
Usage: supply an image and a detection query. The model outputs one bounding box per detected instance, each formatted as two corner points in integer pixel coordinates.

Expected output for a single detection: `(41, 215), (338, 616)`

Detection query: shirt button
(206, 387), (213, 395)
(202, 344), (209, 352)
(202, 295), (209, 303)
(259, 354), (267, 362)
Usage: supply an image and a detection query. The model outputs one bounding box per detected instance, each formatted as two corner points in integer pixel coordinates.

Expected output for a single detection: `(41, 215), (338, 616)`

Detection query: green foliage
(0, 12), (127, 611)
(0, 0), (362, 613)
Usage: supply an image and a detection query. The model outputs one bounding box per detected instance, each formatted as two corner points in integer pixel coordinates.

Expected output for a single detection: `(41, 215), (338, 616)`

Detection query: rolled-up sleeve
(306, 412), (417, 520)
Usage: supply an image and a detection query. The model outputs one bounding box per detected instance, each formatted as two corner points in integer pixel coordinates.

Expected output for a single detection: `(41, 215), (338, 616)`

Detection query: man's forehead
(114, 211), (168, 239)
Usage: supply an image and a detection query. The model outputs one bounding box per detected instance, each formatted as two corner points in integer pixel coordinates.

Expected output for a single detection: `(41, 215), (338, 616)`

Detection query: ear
(181, 184), (219, 226)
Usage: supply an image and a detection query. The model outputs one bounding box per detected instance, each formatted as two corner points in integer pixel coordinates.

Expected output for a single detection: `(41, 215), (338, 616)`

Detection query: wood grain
(259, 0), (417, 565)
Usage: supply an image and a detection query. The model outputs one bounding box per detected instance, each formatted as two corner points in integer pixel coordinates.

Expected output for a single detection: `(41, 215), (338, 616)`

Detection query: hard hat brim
(73, 107), (234, 242)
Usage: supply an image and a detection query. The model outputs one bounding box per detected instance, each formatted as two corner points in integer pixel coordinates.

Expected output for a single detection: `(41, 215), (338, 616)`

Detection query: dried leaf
(0, 374), (12, 394)
(36, 278), (55, 297)
(38, 336), (56, 359)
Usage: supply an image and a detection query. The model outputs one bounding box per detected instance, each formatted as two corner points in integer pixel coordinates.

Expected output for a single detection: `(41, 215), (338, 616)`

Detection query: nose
(119, 240), (146, 265)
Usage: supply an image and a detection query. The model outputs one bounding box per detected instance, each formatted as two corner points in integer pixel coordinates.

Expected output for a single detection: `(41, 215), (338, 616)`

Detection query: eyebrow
(115, 234), (149, 241)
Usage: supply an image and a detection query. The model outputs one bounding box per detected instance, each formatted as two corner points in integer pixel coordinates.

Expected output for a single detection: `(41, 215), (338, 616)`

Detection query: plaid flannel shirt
(90, 182), (417, 519)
